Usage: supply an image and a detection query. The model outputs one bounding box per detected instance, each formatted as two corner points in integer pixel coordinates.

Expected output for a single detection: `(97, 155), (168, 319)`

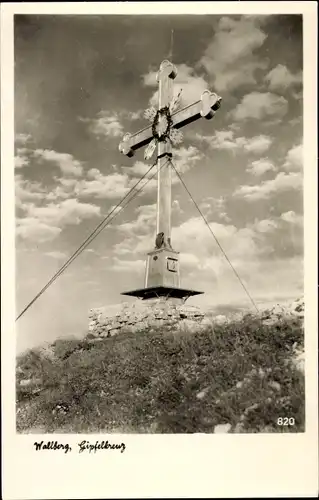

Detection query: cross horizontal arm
(119, 126), (153, 157)
(172, 91), (222, 129)
(119, 90), (222, 157)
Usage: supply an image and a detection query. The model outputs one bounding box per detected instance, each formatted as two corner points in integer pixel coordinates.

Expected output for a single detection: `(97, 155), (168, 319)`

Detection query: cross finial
(168, 29), (174, 61)
(156, 59), (177, 82)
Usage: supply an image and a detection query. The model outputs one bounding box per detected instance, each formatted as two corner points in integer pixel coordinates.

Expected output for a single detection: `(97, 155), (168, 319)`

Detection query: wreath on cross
(151, 106), (173, 141)
(143, 97), (183, 160)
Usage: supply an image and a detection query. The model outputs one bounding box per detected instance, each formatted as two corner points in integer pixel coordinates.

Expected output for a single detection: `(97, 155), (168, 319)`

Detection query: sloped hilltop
(16, 299), (304, 433)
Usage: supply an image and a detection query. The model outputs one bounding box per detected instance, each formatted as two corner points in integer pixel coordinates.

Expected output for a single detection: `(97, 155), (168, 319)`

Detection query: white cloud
(136, 203), (157, 218)
(16, 218), (62, 243)
(179, 252), (201, 269)
(196, 130), (243, 151)
(46, 183), (77, 202)
(105, 164), (158, 197)
(172, 199), (183, 215)
(16, 198), (101, 242)
(288, 116), (302, 127)
(112, 257), (145, 273)
(234, 171), (302, 201)
(196, 255), (303, 311)
(243, 135), (273, 154)
(45, 251), (67, 259)
(199, 200), (212, 216)
(26, 198), (101, 227)
(170, 218), (273, 283)
(87, 168), (101, 179)
(231, 92), (288, 121)
(219, 212), (231, 223)
(111, 244), (133, 257)
(173, 215), (302, 302)
(263, 117), (283, 128)
(133, 177), (158, 195)
(199, 16), (268, 92)
(124, 146), (203, 189)
(143, 63), (209, 108)
(15, 133), (31, 145)
(122, 110), (143, 121)
(129, 161), (153, 178)
(207, 129), (235, 148)
(291, 90), (303, 100)
(129, 110), (142, 120)
(172, 146), (203, 175)
(113, 214), (263, 281)
(33, 149), (83, 177)
(46, 168), (135, 203)
(80, 111), (124, 138)
(107, 204), (123, 217)
(76, 170), (132, 199)
(199, 196), (230, 222)
(112, 204), (158, 258)
(116, 204), (156, 235)
(15, 150), (30, 169)
(196, 130), (272, 154)
(252, 218), (278, 233)
(16, 153), (159, 207)
(280, 211), (303, 226)
(15, 175), (47, 207)
(283, 143), (303, 171)
(265, 64), (302, 91)
(247, 158), (276, 176)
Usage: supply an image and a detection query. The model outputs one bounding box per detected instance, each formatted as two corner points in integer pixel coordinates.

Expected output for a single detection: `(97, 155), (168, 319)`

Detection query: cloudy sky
(15, 14), (303, 352)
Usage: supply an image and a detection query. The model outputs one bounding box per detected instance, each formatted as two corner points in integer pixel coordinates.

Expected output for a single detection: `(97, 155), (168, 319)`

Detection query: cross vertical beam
(156, 60), (177, 248)
(119, 59), (222, 301)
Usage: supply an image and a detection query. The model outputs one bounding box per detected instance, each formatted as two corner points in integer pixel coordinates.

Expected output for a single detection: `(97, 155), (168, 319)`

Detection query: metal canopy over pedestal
(121, 285), (203, 301)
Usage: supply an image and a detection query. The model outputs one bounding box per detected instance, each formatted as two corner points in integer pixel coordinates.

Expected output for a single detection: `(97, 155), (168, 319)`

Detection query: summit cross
(119, 60), (222, 301)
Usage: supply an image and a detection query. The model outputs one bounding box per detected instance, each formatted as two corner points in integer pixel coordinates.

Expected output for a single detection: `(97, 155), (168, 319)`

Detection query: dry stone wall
(88, 296), (305, 340)
(88, 299), (207, 339)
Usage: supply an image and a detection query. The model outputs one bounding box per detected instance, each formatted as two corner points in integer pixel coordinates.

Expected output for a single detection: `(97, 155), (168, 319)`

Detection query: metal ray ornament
(169, 88), (183, 112)
(144, 138), (157, 160)
(144, 107), (157, 122)
(170, 128), (183, 145)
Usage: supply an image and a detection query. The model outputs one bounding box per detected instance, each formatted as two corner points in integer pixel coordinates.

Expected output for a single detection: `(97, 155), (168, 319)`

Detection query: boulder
(214, 423), (232, 434)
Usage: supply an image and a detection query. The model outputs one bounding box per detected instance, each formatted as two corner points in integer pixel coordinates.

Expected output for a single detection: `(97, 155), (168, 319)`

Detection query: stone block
(214, 423), (232, 434)
(110, 321), (121, 329)
(109, 328), (120, 336)
(137, 320), (149, 330)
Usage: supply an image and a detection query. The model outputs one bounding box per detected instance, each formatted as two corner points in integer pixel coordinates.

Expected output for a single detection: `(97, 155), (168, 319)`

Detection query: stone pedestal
(121, 246), (203, 301)
(145, 246), (180, 288)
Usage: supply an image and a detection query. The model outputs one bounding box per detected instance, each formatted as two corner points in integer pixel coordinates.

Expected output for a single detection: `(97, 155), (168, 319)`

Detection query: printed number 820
(277, 417), (295, 426)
